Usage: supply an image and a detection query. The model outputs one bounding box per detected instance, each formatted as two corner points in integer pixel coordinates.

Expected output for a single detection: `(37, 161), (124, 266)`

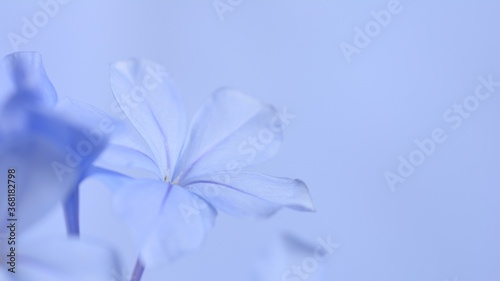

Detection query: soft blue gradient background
(1, 1), (500, 280)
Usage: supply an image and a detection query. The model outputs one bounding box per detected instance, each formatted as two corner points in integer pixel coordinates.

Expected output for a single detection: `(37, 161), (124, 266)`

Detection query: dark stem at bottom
(63, 185), (80, 236)
(130, 259), (145, 281)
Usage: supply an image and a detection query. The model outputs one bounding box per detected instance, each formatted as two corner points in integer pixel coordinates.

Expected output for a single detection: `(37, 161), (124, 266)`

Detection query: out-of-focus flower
(249, 234), (339, 281)
(0, 52), (120, 281)
(0, 52), (101, 227)
(96, 59), (315, 267)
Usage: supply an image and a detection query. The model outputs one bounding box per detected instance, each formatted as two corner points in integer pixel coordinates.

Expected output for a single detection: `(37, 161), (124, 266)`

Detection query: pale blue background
(1, 1), (500, 280)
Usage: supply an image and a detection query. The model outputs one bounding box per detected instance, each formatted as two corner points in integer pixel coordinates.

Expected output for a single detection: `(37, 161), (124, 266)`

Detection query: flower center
(163, 172), (180, 185)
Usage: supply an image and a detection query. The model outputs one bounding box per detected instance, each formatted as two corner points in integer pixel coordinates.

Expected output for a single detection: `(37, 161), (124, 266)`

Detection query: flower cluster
(0, 52), (314, 281)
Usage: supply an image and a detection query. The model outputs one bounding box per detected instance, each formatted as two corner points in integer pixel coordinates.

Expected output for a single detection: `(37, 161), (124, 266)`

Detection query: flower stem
(130, 259), (145, 281)
(63, 185), (80, 236)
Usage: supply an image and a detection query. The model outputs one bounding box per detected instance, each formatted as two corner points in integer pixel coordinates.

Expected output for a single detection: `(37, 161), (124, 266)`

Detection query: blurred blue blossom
(1, 52), (112, 236)
(249, 233), (339, 281)
(95, 59), (315, 268)
(0, 52), (120, 281)
(0, 52), (104, 226)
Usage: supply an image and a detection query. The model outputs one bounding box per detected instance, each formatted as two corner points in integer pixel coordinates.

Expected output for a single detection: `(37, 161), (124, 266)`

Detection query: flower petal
(175, 88), (284, 183)
(0, 111), (106, 232)
(112, 179), (166, 247)
(97, 143), (161, 179)
(112, 179), (216, 266)
(110, 59), (186, 179)
(3, 52), (57, 109)
(183, 172), (314, 218)
(141, 185), (217, 265)
(56, 97), (162, 178)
